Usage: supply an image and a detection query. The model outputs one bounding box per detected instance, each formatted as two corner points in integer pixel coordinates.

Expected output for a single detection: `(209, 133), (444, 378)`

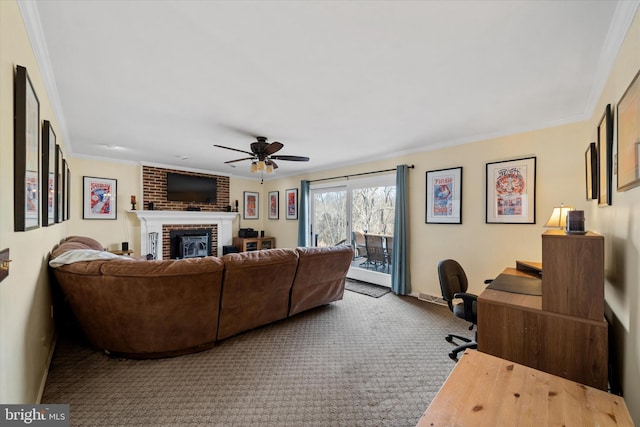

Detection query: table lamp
(543, 204), (574, 228)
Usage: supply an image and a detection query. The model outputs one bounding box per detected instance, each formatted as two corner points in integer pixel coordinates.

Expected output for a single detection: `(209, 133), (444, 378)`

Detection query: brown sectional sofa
(49, 236), (353, 358)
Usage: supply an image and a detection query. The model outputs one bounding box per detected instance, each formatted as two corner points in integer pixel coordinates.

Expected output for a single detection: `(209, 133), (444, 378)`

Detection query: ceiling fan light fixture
(250, 162), (258, 173)
(266, 163), (274, 173)
(258, 160), (265, 171)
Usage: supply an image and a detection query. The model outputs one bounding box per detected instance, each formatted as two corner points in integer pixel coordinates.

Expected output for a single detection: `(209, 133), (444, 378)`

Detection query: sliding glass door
(309, 186), (348, 247)
(310, 174), (395, 287)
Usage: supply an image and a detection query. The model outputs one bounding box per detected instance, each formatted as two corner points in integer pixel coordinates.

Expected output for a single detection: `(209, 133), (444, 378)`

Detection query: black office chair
(437, 259), (479, 361)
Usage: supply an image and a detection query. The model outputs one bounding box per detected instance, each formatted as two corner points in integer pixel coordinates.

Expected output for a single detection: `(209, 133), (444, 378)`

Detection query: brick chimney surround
(133, 166), (237, 259)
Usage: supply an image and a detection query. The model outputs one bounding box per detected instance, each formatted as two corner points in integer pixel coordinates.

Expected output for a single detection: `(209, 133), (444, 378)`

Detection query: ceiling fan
(214, 136), (309, 175)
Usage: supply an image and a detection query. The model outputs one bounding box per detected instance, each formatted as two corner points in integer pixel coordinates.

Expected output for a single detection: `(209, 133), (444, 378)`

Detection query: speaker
(121, 242), (129, 251)
(223, 245), (239, 255)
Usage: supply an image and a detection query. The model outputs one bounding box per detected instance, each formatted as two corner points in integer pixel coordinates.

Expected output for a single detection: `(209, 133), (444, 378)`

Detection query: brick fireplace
(134, 211), (236, 260)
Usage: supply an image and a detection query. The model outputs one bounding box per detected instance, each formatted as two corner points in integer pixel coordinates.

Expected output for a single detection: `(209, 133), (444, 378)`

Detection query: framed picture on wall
(617, 69), (640, 192)
(486, 156), (536, 224)
(425, 167), (462, 224)
(14, 65), (40, 231)
(83, 176), (117, 219)
(585, 142), (598, 200)
(597, 104), (613, 206)
(285, 188), (298, 220)
(56, 145), (64, 223)
(268, 191), (279, 220)
(42, 120), (57, 226)
(244, 191), (259, 219)
(65, 161), (71, 220)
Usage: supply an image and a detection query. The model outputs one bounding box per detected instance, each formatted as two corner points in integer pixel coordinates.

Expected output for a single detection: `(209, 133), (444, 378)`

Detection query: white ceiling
(22, 0), (637, 180)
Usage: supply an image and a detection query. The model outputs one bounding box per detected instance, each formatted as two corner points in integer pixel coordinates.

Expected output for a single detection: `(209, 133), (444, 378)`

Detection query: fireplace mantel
(131, 210), (238, 259)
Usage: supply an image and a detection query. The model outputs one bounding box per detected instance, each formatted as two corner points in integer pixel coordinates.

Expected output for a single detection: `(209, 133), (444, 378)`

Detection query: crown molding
(583, 0), (640, 117)
(17, 0), (72, 153)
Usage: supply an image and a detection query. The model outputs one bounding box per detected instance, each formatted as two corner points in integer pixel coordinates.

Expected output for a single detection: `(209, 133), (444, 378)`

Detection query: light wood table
(416, 350), (632, 427)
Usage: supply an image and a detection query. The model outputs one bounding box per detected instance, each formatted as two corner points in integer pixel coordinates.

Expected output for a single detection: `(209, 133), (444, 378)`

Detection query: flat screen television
(166, 172), (217, 203)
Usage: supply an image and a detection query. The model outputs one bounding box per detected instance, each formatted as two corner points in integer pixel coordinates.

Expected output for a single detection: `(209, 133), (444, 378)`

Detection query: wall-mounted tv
(166, 172), (217, 203)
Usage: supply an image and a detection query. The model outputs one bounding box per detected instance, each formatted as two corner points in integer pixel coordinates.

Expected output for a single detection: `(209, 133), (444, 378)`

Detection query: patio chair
(352, 231), (367, 259)
(385, 235), (393, 273)
(362, 234), (386, 271)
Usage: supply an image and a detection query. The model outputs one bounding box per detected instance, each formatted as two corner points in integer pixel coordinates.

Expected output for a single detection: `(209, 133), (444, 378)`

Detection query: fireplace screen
(169, 228), (212, 259)
(180, 235), (209, 259)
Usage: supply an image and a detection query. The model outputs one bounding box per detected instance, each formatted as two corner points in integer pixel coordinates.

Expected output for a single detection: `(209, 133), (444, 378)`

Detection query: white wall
(263, 119), (588, 299)
(0, 0), (68, 403)
(587, 8), (640, 422)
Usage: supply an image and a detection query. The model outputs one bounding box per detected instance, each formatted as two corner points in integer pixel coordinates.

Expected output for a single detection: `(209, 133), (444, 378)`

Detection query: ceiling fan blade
(264, 142), (284, 156)
(224, 157), (255, 164)
(270, 155), (310, 162)
(214, 144), (255, 156)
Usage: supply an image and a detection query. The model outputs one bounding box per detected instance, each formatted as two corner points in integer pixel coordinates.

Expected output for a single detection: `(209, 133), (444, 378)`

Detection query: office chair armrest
(453, 292), (477, 302)
(453, 292), (477, 323)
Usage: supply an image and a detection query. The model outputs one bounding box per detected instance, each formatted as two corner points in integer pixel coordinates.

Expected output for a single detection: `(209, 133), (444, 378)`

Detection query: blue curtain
(392, 165), (410, 295)
(298, 180), (310, 247)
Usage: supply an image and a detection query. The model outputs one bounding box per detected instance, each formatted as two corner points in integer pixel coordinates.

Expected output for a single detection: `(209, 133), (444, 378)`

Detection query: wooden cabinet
(233, 237), (275, 252)
(542, 230), (604, 320)
(478, 230), (608, 390)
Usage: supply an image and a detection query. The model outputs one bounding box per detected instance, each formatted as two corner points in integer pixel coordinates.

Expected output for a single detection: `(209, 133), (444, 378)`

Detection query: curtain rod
(309, 164), (414, 183)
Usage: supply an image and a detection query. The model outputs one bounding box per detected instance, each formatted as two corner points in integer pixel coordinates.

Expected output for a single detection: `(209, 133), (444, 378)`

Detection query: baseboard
(36, 332), (57, 403)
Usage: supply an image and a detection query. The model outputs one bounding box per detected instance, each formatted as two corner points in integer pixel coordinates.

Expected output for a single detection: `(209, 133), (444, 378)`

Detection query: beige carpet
(42, 290), (474, 426)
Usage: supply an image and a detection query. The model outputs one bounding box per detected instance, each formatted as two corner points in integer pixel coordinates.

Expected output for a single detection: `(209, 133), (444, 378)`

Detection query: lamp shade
(544, 205), (574, 228)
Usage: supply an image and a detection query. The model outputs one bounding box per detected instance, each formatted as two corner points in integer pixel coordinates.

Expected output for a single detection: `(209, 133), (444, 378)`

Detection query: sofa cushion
(54, 255), (225, 357)
(217, 248), (299, 340)
(289, 245), (353, 316)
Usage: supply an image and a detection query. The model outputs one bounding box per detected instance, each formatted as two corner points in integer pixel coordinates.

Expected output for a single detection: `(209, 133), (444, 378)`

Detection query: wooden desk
(416, 350), (632, 427)
(478, 231), (608, 390)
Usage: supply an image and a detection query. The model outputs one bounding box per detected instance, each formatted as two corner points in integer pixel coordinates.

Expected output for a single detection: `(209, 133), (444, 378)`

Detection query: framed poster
(597, 104), (613, 206)
(42, 121), (56, 226)
(268, 191), (279, 220)
(585, 142), (598, 200)
(286, 188), (298, 220)
(425, 167), (462, 224)
(83, 176), (117, 219)
(617, 69), (640, 192)
(243, 191), (259, 219)
(14, 65), (40, 231)
(56, 145), (64, 223)
(486, 157), (536, 224)
(64, 161), (70, 220)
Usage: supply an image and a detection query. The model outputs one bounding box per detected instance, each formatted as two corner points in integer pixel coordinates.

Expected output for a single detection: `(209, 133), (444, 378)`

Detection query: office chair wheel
(448, 351), (458, 361)
(445, 336), (454, 343)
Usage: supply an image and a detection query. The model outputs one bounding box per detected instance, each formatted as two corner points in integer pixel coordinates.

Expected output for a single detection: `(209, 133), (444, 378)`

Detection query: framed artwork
(42, 121), (56, 226)
(597, 104), (613, 206)
(425, 167), (462, 224)
(486, 156), (536, 224)
(268, 191), (279, 220)
(64, 161), (70, 220)
(83, 176), (117, 219)
(286, 188), (298, 220)
(617, 69), (640, 192)
(56, 145), (64, 223)
(585, 142), (598, 200)
(243, 191), (259, 219)
(14, 65), (40, 231)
